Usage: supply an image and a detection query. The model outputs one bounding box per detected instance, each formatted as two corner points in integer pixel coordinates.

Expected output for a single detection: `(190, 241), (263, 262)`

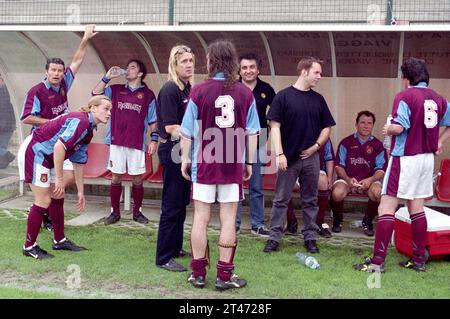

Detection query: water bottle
(295, 252), (321, 270)
(383, 114), (393, 151)
(111, 68), (127, 76)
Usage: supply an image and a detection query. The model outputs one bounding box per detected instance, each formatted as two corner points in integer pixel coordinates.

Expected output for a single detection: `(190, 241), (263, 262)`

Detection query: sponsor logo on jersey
(40, 173), (48, 183)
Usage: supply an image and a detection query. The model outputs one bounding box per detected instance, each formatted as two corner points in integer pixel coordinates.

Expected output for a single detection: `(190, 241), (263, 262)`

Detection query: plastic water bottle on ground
(383, 114), (393, 151)
(295, 252), (321, 269)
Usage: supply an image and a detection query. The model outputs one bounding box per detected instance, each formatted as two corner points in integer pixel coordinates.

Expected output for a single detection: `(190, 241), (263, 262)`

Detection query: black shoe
(236, 226), (241, 235)
(399, 259), (426, 272)
(177, 249), (192, 258)
(263, 239), (279, 253)
(353, 256), (385, 273)
(158, 258), (187, 272)
(133, 212), (149, 224)
(187, 272), (205, 288)
(104, 212), (120, 225)
(362, 217), (374, 236)
(215, 274), (247, 291)
(304, 240), (319, 253)
(332, 223), (342, 233)
(284, 222), (298, 235)
(42, 214), (53, 231)
(52, 238), (87, 252)
(251, 226), (270, 238)
(23, 245), (54, 259)
(317, 223), (332, 238)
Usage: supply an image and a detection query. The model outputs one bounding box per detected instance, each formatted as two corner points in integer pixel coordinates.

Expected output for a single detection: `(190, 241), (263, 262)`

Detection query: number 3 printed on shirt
(424, 99), (438, 128)
(215, 95), (235, 128)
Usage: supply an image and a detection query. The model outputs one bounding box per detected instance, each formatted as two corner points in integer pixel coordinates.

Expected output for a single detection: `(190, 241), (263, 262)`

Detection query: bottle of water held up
(295, 252), (321, 270)
(111, 68), (127, 76)
(383, 114), (393, 151)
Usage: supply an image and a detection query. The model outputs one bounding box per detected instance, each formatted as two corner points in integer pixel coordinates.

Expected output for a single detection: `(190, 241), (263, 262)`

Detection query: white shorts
(192, 183), (243, 203)
(382, 153), (434, 200)
(108, 145), (145, 175)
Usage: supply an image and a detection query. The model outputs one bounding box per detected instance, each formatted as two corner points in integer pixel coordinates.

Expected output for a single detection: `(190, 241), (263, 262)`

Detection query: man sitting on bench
(331, 110), (388, 236)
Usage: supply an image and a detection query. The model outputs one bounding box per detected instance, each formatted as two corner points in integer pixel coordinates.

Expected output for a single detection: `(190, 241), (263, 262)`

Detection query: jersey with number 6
(181, 73), (260, 184)
(390, 82), (450, 156)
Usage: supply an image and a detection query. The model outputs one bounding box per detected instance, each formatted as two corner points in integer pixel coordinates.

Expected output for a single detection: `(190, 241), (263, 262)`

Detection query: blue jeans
(236, 158), (264, 229)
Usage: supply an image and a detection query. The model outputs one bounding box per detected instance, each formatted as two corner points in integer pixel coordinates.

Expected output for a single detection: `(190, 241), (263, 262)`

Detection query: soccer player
(285, 138), (336, 238)
(20, 24), (98, 231)
(263, 57), (335, 254)
(155, 45), (194, 272)
(19, 95), (112, 259)
(330, 111), (388, 236)
(180, 39), (260, 290)
(235, 52), (275, 237)
(354, 57), (450, 273)
(92, 59), (158, 225)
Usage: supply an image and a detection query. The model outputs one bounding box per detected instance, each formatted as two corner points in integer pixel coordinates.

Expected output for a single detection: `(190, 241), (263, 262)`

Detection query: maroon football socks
(132, 184), (144, 216)
(24, 204), (47, 248)
(411, 211), (428, 263)
(316, 190), (330, 225)
(372, 214), (395, 265)
(48, 198), (65, 242)
(110, 182), (122, 215)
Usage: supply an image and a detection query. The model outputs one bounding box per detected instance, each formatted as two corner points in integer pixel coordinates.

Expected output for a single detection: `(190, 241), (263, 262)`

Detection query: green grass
(0, 208), (449, 299)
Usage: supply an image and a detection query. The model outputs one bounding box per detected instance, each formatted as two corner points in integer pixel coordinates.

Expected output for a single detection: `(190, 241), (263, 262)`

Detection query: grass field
(0, 208), (449, 299)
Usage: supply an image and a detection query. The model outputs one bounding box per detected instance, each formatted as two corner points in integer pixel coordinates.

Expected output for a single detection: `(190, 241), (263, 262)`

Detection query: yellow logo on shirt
(137, 93), (144, 99)
(366, 146), (373, 154)
(261, 93), (266, 99)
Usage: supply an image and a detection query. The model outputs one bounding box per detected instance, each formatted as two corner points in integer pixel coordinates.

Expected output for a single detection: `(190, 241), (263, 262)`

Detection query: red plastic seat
(84, 143), (109, 178)
(436, 159), (450, 202)
(147, 163), (163, 183)
(104, 151), (154, 181)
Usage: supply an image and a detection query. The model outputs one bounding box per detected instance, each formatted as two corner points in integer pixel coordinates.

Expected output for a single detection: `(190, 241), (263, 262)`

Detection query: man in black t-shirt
(263, 57), (336, 254)
(155, 45), (194, 272)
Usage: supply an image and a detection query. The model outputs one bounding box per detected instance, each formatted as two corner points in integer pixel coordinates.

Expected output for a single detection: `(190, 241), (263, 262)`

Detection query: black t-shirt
(156, 81), (191, 140)
(267, 85), (336, 164)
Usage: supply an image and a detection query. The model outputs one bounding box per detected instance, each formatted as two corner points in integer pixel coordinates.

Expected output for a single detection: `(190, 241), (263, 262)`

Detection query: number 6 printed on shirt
(424, 99), (438, 128)
(215, 95), (235, 128)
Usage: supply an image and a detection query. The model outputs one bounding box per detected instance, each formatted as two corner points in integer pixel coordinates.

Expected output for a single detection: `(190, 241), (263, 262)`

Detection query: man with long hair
(156, 45), (194, 272)
(181, 40), (260, 290)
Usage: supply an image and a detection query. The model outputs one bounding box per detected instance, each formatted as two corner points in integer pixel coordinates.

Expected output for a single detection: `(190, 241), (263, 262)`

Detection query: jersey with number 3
(390, 82), (450, 156)
(181, 74), (260, 184)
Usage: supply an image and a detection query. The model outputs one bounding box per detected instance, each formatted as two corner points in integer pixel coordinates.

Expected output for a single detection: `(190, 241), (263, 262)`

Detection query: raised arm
(69, 24), (98, 74)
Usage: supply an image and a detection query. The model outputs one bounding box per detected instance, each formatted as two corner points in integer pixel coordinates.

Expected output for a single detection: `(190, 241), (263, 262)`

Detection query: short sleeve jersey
(390, 82), (450, 156)
(27, 112), (95, 170)
(21, 68), (74, 130)
(156, 81), (191, 140)
(335, 133), (387, 181)
(104, 83), (157, 152)
(181, 74), (261, 184)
